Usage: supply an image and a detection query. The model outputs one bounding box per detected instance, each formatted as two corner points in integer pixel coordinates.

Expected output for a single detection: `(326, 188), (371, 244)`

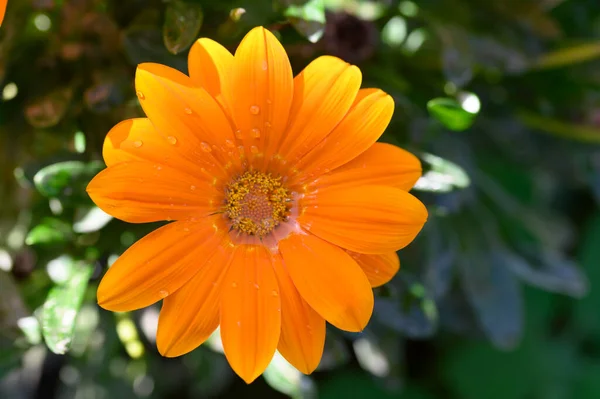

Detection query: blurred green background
(2, 0), (600, 398)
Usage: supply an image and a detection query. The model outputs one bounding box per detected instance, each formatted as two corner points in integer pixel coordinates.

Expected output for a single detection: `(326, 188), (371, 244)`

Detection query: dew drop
(159, 290), (169, 298)
(136, 91), (145, 100)
(225, 139), (235, 148)
(250, 145), (259, 154)
(231, 282), (238, 288)
(200, 142), (212, 153)
(183, 227), (190, 232)
(250, 128), (261, 138)
(234, 130), (243, 139)
(271, 290), (278, 297)
(132, 140), (143, 148)
(261, 60), (268, 70)
(265, 121), (272, 128)
(250, 105), (260, 115)
(167, 136), (177, 145)
(190, 185), (196, 191)
(254, 283), (260, 289)
(184, 107), (192, 115)
(236, 321), (241, 327)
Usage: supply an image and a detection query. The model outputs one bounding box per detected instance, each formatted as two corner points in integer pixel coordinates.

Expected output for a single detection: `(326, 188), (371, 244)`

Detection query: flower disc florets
(224, 171), (290, 237)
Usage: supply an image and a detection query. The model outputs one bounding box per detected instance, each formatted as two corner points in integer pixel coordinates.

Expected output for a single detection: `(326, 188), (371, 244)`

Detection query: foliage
(1, 0), (600, 397)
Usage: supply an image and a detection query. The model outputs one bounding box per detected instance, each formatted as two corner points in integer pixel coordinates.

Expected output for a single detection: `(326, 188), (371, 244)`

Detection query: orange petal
(298, 185), (428, 254)
(308, 143), (422, 191)
(293, 89), (394, 182)
(272, 256), (325, 374)
(278, 234), (373, 332)
(0, 0), (6, 27)
(220, 245), (281, 383)
(348, 251), (400, 288)
(87, 161), (218, 223)
(102, 118), (201, 177)
(135, 63), (235, 180)
(188, 38), (233, 111)
(156, 236), (234, 357)
(224, 27), (293, 168)
(97, 217), (226, 311)
(279, 56), (361, 164)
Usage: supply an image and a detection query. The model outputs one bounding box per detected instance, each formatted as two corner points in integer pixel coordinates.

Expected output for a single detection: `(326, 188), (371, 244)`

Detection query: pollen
(224, 171), (291, 237)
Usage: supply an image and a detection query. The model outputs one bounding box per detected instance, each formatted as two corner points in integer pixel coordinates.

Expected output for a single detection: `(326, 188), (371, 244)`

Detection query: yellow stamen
(224, 171), (290, 236)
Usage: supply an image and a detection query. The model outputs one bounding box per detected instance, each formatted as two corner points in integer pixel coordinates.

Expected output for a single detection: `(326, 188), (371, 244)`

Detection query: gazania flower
(0, 0), (6, 26)
(87, 26), (427, 383)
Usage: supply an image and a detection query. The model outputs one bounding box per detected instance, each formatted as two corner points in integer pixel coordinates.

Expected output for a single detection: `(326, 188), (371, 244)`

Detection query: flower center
(224, 171), (291, 237)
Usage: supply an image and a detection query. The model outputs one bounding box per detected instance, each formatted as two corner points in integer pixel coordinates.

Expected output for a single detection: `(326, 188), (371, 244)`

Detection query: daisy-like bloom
(87, 27), (427, 383)
(0, 0), (6, 26)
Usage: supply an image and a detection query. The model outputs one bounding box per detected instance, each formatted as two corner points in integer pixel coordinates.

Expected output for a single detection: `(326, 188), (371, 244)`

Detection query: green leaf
(499, 250), (588, 298)
(163, 0), (203, 55)
(283, 0), (326, 43)
(25, 217), (72, 246)
(41, 263), (93, 354)
(533, 42), (600, 70)
(73, 206), (113, 233)
(427, 97), (477, 131)
(459, 250), (523, 350)
(264, 352), (317, 399)
(517, 110), (600, 143)
(413, 153), (470, 192)
(33, 160), (104, 201)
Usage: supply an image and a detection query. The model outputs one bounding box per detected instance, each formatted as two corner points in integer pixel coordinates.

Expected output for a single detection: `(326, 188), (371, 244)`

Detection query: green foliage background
(2, 0), (600, 398)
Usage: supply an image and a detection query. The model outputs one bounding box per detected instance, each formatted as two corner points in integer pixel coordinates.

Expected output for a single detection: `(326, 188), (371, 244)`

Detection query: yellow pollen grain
(224, 170), (291, 237)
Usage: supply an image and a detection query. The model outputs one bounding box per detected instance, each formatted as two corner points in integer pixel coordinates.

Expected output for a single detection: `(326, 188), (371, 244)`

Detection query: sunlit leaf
(533, 42), (600, 70)
(283, 0), (326, 43)
(264, 352), (317, 399)
(163, 0), (203, 55)
(73, 206), (113, 233)
(25, 218), (72, 246)
(413, 153), (470, 192)
(33, 160), (104, 201)
(427, 97), (477, 131)
(41, 263), (93, 354)
(382, 16), (407, 47)
(518, 110), (600, 143)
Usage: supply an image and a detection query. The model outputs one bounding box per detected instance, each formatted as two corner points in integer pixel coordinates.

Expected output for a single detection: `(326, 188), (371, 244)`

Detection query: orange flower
(0, 0), (6, 26)
(87, 26), (427, 383)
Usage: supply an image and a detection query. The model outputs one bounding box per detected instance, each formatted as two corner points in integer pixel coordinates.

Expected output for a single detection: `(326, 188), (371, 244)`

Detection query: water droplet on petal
(266, 99), (272, 104)
(265, 121), (272, 128)
(190, 185), (196, 190)
(159, 290), (169, 298)
(183, 227), (190, 232)
(231, 282), (238, 288)
(234, 130), (243, 139)
(132, 140), (143, 148)
(236, 321), (241, 327)
(254, 283), (260, 289)
(225, 139), (235, 148)
(250, 145), (259, 154)
(250, 128), (261, 138)
(184, 107), (192, 114)
(167, 136), (177, 145)
(250, 105), (260, 115)
(200, 142), (212, 152)
(271, 290), (278, 297)
(136, 91), (145, 100)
